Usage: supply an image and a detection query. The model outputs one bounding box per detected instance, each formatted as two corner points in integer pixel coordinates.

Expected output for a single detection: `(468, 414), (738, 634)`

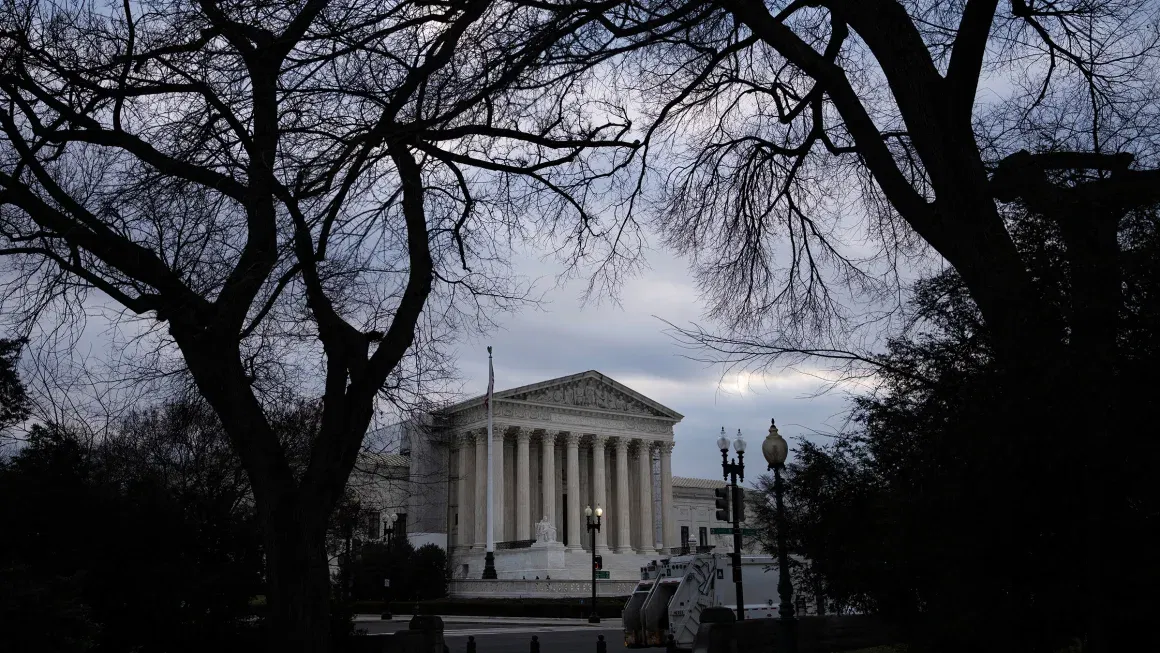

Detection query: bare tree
(581, 1), (1160, 650)
(0, 1), (638, 649)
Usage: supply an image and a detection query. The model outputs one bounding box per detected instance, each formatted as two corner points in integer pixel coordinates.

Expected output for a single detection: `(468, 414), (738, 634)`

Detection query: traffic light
(714, 486), (731, 522)
(734, 488), (745, 522)
(594, 555), (603, 571)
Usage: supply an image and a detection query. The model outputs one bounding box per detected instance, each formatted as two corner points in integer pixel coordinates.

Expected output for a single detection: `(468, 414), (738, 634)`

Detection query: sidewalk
(354, 615), (608, 626)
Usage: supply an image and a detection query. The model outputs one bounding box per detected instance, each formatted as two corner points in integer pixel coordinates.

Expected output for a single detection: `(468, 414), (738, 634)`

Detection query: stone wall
(449, 579), (638, 598)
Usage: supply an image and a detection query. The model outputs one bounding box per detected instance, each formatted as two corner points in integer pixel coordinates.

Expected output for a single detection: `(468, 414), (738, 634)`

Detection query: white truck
(622, 553), (784, 649)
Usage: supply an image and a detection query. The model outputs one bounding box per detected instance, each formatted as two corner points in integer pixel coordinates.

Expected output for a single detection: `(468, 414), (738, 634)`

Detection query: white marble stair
(560, 549), (659, 581)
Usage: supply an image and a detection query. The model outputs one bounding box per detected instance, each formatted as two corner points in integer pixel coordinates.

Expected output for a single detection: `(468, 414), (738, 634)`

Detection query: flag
(483, 346), (494, 411)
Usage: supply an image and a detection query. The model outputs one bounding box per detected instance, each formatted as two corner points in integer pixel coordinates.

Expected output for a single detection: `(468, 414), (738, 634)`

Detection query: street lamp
(381, 512), (398, 621)
(585, 505), (603, 624)
(761, 418), (797, 653)
(717, 427), (747, 621)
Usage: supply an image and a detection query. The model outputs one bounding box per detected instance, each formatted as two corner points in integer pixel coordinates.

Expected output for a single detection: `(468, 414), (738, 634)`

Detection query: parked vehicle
(622, 553), (782, 649)
(623, 561), (663, 647)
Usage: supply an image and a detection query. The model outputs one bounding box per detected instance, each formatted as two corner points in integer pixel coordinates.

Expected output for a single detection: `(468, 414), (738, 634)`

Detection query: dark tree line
(0, 400), (264, 653)
(0, 383), (448, 652)
(747, 202), (1160, 653)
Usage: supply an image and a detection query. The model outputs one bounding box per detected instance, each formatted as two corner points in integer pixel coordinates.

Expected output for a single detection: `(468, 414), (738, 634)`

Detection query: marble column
(541, 432), (556, 528)
(614, 438), (633, 553)
(492, 427), (505, 543)
(473, 429), (488, 549)
(456, 432), (473, 550)
(565, 432), (582, 551)
(635, 439), (653, 553)
(659, 441), (675, 550)
(591, 435), (610, 554)
(516, 428), (531, 540)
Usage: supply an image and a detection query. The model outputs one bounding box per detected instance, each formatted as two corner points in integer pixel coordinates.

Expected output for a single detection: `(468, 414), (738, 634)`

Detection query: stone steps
(451, 546), (662, 581)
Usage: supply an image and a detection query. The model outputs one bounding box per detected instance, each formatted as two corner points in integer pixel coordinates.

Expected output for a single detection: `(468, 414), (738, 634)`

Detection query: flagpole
(483, 346), (497, 579)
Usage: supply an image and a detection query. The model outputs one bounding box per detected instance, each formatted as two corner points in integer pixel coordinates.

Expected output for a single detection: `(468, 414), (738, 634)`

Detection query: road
(356, 619), (635, 653)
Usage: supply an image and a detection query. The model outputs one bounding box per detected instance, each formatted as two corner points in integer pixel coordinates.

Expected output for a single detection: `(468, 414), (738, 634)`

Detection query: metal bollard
(666, 634), (677, 653)
(596, 634), (607, 653)
(467, 635), (477, 653)
(530, 635), (540, 653)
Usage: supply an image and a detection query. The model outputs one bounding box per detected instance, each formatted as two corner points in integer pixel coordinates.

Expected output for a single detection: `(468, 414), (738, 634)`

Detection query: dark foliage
(0, 337), (29, 430)
(341, 540), (449, 604)
(0, 412), (264, 652)
(748, 206), (1160, 653)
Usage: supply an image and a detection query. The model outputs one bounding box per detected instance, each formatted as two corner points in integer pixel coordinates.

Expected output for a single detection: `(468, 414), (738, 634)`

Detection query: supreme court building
(355, 370), (742, 596)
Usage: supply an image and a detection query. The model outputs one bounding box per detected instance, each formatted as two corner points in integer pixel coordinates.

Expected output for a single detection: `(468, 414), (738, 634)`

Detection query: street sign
(595, 571), (610, 579)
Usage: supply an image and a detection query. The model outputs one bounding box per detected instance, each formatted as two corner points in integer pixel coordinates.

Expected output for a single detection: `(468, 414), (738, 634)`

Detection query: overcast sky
(448, 242), (861, 484)
(8, 237), (866, 486)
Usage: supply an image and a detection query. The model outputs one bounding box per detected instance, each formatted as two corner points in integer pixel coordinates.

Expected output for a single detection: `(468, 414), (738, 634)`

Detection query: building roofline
(437, 370), (683, 421)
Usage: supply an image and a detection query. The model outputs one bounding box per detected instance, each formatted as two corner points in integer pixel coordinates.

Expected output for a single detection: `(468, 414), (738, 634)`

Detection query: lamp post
(381, 512), (398, 621)
(717, 427), (747, 621)
(585, 505), (603, 623)
(761, 418), (797, 653)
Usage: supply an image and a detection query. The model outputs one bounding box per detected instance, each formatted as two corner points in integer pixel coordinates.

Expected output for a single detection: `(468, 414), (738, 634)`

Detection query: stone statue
(534, 516), (557, 543)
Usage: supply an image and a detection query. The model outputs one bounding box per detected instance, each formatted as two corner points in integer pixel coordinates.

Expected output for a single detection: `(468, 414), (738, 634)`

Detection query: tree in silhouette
(745, 202), (1160, 652)
(0, 1), (636, 650)
(584, 4), (1160, 648)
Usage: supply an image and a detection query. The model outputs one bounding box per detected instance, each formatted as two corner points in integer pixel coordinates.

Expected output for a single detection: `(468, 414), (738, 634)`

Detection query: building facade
(441, 370), (682, 557)
(672, 476), (763, 555)
(350, 370), (763, 588)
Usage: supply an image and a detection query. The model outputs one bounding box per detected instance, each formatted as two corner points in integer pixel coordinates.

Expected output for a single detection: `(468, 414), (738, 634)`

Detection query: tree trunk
(1058, 206), (1122, 653)
(264, 498), (333, 653)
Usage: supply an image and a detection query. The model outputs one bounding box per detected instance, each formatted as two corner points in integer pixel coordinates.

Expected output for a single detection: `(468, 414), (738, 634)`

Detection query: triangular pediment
(499, 373), (679, 418)
(441, 370), (683, 421)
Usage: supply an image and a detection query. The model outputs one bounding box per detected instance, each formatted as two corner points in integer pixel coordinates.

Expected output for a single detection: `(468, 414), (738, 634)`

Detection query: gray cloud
(452, 246), (862, 484)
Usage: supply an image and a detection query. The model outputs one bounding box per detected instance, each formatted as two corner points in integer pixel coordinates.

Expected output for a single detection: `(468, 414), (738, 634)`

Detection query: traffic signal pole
(731, 480), (745, 621)
(717, 438), (746, 621)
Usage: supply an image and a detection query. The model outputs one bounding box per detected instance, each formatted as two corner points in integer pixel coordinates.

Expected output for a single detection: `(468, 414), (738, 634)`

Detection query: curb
(354, 615), (609, 626)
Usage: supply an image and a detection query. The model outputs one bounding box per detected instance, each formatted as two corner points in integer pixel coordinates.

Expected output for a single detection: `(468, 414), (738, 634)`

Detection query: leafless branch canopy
(0, 0), (641, 516)
(585, 0), (1160, 379)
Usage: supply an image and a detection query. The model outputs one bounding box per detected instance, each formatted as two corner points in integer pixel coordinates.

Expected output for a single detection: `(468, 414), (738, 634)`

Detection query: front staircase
(560, 549), (661, 581)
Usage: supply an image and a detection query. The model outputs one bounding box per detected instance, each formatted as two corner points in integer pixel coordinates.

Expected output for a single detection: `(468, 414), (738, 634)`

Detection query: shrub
(411, 544), (449, 600)
(341, 539), (452, 603)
